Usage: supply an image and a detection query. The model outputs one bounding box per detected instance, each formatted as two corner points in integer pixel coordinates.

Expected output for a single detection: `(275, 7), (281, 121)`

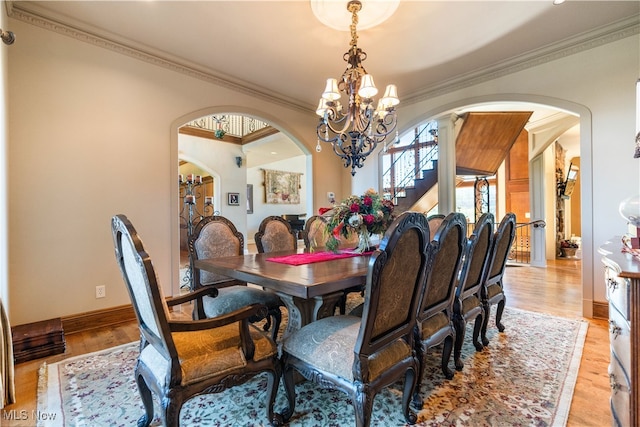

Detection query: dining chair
(189, 215), (283, 340)
(255, 215), (298, 253)
(480, 212), (516, 346)
(111, 214), (283, 427)
(426, 213), (446, 237)
(413, 212), (467, 405)
(452, 212), (494, 371)
(300, 215), (329, 250)
(280, 212), (430, 427)
(301, 215), (365, 315)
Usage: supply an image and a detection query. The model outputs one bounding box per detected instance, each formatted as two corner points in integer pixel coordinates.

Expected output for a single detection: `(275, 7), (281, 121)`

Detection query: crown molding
(6, 2), (311, 114)
(403, 15), (640, 107)
(7, 2), (639, 114)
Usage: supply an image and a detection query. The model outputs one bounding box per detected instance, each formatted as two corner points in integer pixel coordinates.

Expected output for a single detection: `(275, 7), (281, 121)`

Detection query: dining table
(193, 248), (371, 336)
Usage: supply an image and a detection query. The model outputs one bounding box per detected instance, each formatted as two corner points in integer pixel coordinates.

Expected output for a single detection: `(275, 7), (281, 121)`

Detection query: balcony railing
(381, 121), (438, 204)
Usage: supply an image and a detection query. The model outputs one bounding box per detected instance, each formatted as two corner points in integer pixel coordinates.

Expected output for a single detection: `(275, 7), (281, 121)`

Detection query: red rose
(363, 196), (373, 206)
(350, 202), (360, 213)
(363, 214), (375, 225)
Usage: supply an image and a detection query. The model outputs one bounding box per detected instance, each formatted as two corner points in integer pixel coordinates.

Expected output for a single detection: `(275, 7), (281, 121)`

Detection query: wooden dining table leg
(276, 291), (345, 337)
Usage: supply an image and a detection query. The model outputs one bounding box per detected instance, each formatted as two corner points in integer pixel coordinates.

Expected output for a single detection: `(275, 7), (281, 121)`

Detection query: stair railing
(381, 122), (439, 205)
(467, 219), (546, 265)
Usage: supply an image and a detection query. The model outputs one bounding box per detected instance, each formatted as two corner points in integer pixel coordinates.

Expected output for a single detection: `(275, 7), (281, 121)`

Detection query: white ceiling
(10, 0), (638, 109)
(9, 0), (637, 164)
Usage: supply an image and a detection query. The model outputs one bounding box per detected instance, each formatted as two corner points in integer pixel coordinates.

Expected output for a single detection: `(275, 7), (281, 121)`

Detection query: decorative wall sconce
(0, 29), (15, 45)
(235, 156), (243, 168)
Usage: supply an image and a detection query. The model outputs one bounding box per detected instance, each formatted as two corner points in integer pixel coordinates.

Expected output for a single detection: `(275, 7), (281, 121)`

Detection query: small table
(194, 250), (369, 335)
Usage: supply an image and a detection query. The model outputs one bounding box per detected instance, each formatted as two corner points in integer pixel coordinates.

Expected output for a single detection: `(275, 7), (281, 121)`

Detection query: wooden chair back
(457, 212), (494, 301)
(255, 215), (298, 253)
(484, 213), (517, 288)
(426, 213), (446, 238)
(112, 215), (180, 381)
(189, 215), (244, 288)
(418, 212), (467, 324)
(355, 211), (430, 363)
(301, 215), (329, 249)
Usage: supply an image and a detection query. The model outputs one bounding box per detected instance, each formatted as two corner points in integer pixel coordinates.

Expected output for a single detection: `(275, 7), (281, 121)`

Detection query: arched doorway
(387, 95), (590, 316)
(170, 108), (312, 294)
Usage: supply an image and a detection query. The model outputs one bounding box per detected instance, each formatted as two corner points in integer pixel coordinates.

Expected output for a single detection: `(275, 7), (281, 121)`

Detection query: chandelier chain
(348, 1), (360, 48)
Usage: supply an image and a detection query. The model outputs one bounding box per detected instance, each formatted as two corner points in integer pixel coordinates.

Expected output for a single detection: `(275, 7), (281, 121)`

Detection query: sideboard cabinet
(599, 238), (640, 427)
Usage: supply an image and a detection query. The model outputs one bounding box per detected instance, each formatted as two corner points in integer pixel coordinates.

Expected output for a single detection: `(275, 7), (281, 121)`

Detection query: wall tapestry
(264, 169), (301, 204)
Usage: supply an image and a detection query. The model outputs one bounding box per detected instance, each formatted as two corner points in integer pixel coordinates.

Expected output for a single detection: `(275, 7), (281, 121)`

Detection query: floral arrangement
(560, 239), (579, 249)
(324, 189), (395, 253)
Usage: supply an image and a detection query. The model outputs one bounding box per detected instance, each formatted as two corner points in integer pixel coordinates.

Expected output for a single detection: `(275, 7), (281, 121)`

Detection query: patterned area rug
(37, 307), (587, 427)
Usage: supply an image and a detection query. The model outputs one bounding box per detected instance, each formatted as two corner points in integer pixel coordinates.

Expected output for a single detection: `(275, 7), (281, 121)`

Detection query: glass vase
(356, 230), (374, 253)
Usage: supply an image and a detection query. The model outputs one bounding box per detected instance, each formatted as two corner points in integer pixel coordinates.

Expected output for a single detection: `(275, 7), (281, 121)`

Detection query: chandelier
(315, 0), (399, 176)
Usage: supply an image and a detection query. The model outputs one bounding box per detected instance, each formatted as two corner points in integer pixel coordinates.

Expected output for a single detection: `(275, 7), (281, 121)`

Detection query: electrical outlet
(95, 285), (106, 299)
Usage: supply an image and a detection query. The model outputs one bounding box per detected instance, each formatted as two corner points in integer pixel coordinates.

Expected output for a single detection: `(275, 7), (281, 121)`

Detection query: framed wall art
(264, 169), (301, 204)
(227, 192), (240, 206)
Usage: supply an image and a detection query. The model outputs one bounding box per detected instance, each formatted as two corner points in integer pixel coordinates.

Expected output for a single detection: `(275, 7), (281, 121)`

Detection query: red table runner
(266, 250), (373, 266)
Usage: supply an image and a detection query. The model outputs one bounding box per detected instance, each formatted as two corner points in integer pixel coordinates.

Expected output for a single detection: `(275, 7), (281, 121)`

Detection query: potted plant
(559, 239), (579, 258)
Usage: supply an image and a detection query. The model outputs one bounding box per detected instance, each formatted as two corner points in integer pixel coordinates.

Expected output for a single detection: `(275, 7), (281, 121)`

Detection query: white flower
(348, 214), (362, 228)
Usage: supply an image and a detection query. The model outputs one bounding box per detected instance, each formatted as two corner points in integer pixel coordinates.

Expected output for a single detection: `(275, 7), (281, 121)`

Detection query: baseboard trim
(62, 304), (136, 335)
(592, 301), (608, 319)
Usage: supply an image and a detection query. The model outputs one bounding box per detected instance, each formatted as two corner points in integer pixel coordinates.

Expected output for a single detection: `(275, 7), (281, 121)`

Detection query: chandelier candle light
(315, 0), (399, 176)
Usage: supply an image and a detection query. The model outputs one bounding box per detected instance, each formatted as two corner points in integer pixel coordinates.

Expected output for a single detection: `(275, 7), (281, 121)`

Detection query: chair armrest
(168, 303), (268, 359)
(167, 303), (268, 332)
(166, 286), (218, 307)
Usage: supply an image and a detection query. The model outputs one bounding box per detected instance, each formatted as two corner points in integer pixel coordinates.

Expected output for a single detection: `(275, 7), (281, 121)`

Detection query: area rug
(37, 307), (587, 427)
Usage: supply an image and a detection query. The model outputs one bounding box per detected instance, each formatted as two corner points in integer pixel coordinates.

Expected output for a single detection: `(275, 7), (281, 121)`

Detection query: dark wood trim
(178, 125), (279, 145)
(179, 126), (243, 145)
(240, 126), (279, 144)
(592, 301), (608, 319)
(62, 304), (136, 334)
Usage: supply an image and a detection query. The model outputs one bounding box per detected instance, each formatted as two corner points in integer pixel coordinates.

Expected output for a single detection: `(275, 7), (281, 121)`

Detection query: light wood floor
(2, 258), (609, 426)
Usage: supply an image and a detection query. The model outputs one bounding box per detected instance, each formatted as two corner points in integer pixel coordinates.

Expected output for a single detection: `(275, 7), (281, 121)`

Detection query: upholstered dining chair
(189, 215), (283, 340)
(255, 215), (298, 253)
(300, 215), (329, 250)
(301, 215), (366, 315)
(480, 212), (516, 346)
(111, 214), (283, 427)
(413, 212), (467, 405)
(426, 213), (446, 237)
(452, 212), (494, 371)
(280, 212), (430, 427)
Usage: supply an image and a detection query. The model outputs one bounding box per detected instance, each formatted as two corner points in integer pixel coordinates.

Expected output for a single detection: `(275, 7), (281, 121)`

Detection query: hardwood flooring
(2, 258), (609, 426)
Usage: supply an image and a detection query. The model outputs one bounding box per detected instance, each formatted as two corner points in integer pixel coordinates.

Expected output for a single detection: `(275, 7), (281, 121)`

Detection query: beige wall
(3, 12), (639, 325)
(5, 18), (347, 325)
(353, 34), (639, 309)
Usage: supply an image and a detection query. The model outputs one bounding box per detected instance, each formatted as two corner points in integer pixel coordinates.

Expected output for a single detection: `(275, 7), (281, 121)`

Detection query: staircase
(383, 112), (532, 213)
(393, 162), (438, 212)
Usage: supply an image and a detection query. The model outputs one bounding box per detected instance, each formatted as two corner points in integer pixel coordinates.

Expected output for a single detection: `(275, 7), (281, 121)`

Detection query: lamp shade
(358, 74), (378, 98)
(322, 78), (341, 101)
(380, 84), (400, 107)
(316, 99), (329, 117)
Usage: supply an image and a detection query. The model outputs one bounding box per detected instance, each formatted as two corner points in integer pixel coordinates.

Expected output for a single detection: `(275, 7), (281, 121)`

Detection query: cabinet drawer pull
(607, 278), (618, 292)
(609, 320), (622, 339)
